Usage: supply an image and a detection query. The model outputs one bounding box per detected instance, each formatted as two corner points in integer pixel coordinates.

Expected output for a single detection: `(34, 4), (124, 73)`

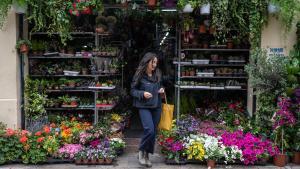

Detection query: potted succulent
(16, 39), (31, 54)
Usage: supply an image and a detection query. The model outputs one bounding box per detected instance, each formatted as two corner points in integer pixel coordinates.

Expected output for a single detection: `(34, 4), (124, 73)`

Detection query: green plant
(0, 129), (23, 164)
(24, 78), (47, 120)
(270, 0), (300, 33)
(21, 135), (48, 164)
(0, 0), (13, 29)
(15, 39), (32, 49)
(0, 122), (6, 130)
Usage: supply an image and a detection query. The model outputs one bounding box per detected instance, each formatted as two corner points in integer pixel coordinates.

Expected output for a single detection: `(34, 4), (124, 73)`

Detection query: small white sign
(268, 47), (285, 57)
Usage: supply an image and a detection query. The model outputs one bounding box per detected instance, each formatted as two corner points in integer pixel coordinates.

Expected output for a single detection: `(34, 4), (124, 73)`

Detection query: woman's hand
(144, 92), (153, 99)
(158, 88), (165, 94)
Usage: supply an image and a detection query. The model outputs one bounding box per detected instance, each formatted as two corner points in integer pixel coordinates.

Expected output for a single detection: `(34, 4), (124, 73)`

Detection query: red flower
(166, 137), (174, 144)
(6, 128), (15, 136)
(20, 136), (28, 143)
(72, 2), (77, 9)
(43, 126), (50, 134)
(229, 103), (236, 109)
(37, 137), (44, 143)
(35, 131), (42, 136)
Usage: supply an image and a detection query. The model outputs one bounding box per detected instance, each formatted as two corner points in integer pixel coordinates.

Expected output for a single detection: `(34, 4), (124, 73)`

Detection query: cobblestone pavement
(1, 153), (300, 169)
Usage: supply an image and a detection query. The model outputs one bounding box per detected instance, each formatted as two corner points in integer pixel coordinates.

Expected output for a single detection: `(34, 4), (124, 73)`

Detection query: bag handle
(164, 91), (167, 104)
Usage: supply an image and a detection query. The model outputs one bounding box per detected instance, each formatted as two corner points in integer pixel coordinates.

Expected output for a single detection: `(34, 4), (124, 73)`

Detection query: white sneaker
(145, 153), (152, 168)
(138, 151), (146, 166)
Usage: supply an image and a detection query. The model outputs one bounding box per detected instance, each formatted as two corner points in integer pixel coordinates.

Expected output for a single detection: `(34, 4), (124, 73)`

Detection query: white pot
(12, 0), (27, 14)
(200, 3), (210, 15)
(268, 3), (279, 14)
(183, 4), (194, 13)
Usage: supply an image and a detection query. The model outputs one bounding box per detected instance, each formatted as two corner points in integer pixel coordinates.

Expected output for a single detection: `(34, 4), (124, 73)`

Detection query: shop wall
(261, 16), (297, 55)
(0, 10), (20, 128)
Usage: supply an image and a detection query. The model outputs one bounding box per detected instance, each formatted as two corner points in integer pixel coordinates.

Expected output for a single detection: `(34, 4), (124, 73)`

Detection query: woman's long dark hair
(132, 52), (161, 86)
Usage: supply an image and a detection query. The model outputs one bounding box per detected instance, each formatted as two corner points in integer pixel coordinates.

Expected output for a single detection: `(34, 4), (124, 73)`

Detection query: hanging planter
(16, 39), (31, 55)
(182, 4), (194, 13)
(200, 3), (210, 15)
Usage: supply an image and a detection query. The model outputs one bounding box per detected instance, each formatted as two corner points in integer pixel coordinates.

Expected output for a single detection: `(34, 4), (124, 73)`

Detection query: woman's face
(147, 57), (158, 72)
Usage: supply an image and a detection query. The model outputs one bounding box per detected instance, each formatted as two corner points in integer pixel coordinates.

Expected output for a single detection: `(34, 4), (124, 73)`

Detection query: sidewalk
(1, 153), (300, 169)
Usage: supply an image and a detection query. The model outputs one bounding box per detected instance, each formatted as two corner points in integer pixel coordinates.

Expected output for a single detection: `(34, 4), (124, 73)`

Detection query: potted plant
(271, 97), (296, 167)
(95, 15), (107, 33)
(68, 80), (76, 88)
(226, 38), (234, 49)
(199, 24), (206, 33)
(16, 39), (32, 54)
(147, 0), (157, 7)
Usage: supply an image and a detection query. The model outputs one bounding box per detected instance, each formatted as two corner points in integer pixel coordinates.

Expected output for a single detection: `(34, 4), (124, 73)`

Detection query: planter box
(165, 158), (187, 165)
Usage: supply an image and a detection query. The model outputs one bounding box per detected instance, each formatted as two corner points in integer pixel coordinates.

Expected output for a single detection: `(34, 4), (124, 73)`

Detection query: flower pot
(96, 27), (105, 33)
(83, 159), (89, 164)
(82, 68), (88, 75)
(91, 159), (98, 164)
(68, 81), (76, 88)
(105, 158), (113, 164)
(273, 154), (287, 167)
(148, 0), (156, 7)
(183, 4), (193, 13)
(190, 70), (195, 76)
(199, 25), (206, 34)
(20, 44), (29, 54)
(293, 152), (300, 164)
(200, 3), (210, 15)
(98, 158), (105, 164)
(227, 40), (234, 49)
(207, 160), (216, 168)
(203, 42), (209, 49)
(75, 159), (83, 164)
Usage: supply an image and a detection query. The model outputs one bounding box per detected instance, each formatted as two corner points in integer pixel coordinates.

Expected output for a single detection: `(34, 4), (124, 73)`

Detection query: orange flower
(50, 123), (56, 128)
(43, 126), (50, 134)
(76, 124), (81, 129)
(20, 136), (28, 143)
(37, 137), (44, 143)
(71, 117), (76, 121)
(35, 131), (42, 136)
(6, 128), (15, 136)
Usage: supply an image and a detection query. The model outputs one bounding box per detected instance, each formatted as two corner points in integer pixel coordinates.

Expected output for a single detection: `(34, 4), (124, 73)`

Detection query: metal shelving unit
(175, 21), (250, 122)
(28, 31), (124, 124)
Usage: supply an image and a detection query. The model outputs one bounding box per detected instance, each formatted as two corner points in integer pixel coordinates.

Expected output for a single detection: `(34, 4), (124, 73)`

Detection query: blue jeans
(138, 107), (162, 154)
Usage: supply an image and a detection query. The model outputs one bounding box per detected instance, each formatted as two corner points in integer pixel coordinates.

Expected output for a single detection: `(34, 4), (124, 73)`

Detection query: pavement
(1, 153), (300, 169)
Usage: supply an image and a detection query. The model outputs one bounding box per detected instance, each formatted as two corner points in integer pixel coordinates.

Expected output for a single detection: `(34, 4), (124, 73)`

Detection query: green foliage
(270, 0), (300, 33)
(245, 48), (287, 95)
(24, 77), (47, 120)
(0, 122), (6, 130)
(21, 135), (47, 164)
(180, 93), (196, 115)
(15, 39), (32, 49)
(0, 130), (23, 164)
(0, 0), (12, 29)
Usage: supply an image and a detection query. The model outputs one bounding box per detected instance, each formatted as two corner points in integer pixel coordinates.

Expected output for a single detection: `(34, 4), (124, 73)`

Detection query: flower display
(58, 144), (83, 159)
(272, 97), (296, 129)
(221, 130), (279, 165)
(184, 135), (205, 161)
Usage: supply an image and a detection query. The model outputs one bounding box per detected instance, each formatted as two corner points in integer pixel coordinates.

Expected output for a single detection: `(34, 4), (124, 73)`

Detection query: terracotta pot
(148, 0), (156, 7)
(209, 27), (216, 34)
(96, 27), (105, 33)
(91, 159), (98, 164)
(105, 158), (113, 164)
(75, 159), (82, 164)
(98, 158), (105, 164)
(293, 152), (300, 164)
(207, 160), (216, 168)
(68, 81), (76, 88)
(20, 44), (29, 54)
(83, 159), (89, 164)
(199, 25), (206, 33)
(227, 42), (233, 49)
(273, 154), (287, 167)
(203, 42), (209, 49)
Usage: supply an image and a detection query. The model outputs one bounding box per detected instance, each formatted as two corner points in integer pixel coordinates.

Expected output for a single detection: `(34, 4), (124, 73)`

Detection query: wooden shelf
(180, 76), (247, 79)
(181, 48), (250, 52)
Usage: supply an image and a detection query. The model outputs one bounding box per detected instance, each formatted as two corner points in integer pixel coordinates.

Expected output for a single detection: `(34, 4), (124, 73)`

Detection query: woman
(130, 52), (164, 167)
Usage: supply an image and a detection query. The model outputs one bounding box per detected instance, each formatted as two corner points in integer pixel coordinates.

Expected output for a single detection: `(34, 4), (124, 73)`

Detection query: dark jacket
(130, 75), (162, 108)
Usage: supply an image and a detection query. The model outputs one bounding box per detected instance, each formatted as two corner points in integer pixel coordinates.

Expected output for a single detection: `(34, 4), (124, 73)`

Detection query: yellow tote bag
(158, 93), (174, 131)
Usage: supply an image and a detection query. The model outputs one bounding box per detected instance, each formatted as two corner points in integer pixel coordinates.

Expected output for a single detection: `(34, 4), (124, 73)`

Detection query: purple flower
(171, 141), (184, 152)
